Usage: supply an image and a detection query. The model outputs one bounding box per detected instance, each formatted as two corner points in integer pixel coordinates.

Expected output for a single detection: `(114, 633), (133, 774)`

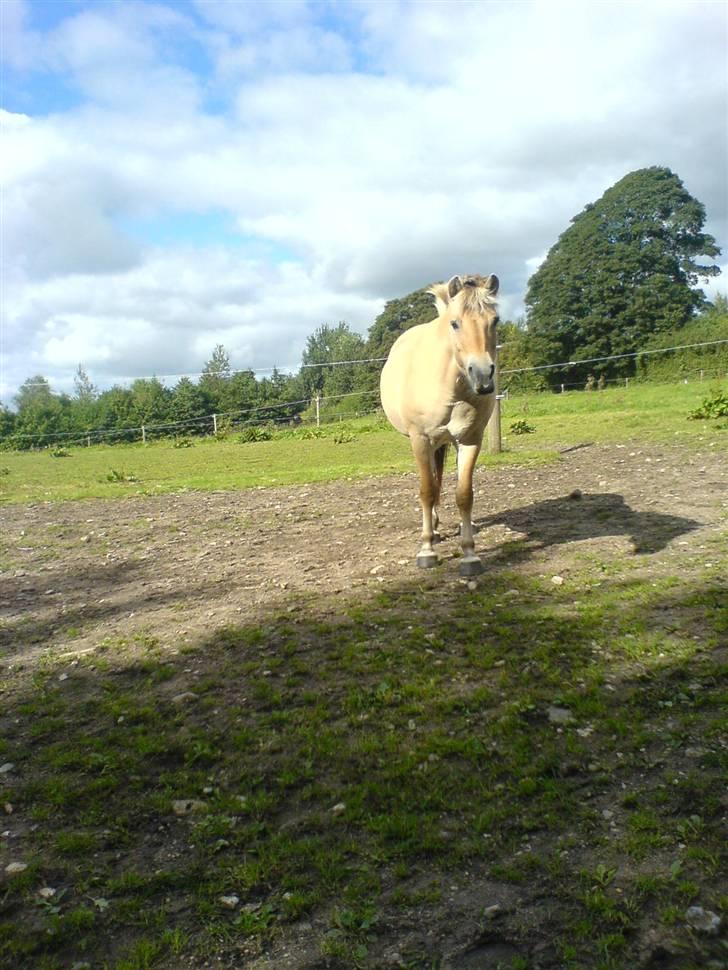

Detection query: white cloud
(1, 0), (726, 403)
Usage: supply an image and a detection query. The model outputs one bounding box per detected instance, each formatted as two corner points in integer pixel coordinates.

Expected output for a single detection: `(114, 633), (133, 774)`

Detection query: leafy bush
(172, 437), (194, 449)
(0, 467), (9, 476)
(688, 389), (728, 420)
(333, 431), (356, 444)
(49, 447), (71, 458)
(509, 419), (536, 435)
(237, 425), (274, 443)
(105, 469), (140, 483)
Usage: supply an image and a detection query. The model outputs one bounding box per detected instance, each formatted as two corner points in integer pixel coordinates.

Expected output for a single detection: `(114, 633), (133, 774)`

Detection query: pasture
(0, 381), (726, 969)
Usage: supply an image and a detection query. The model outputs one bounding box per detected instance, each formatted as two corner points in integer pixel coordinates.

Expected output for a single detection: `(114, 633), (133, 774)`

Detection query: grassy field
(0, 381), (725, 504)
(0, 378), (726, 969)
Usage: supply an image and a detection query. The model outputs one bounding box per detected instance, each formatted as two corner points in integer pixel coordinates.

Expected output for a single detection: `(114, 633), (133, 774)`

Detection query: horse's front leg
(456, 442), (483, 576)
(411, 434), (439, 568)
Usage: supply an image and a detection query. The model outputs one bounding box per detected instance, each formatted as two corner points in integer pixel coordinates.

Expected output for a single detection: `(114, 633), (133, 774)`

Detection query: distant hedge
(637, 303), (728, 383)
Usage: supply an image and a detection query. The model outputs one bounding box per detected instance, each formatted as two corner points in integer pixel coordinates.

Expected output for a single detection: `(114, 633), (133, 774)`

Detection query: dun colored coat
(380, 273), (499, 574)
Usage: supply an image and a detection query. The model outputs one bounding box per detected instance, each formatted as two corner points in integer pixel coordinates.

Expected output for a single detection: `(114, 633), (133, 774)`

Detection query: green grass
(0, 381), (725, 504)
(1, 560), (725, 968)
(501, 377), (727, 445)
(0, 376), (726, 967)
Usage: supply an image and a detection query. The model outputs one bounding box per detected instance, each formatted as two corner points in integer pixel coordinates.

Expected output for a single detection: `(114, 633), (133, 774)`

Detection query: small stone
(484, 904), (501, 919)
(601, 809), (614, 821)
(369, 564), (385, 575)
(548, 706), (575, 725)
(172, 799), (207, 816)
(551, 575), (565, 586)
(5, 862), (28, 875)
(467, 580), (477, 591)
(569, 489), (582, 500)
(3, 804), (13, 815)
(38, 887), (56, 899)
(219, 894), (239, 910)
(0, 763), (14, 774)
(58, 673), (69, 682)
(171, 692), (198, 706)
(685, 906), (721, 935)
(331, 802), (346, 815)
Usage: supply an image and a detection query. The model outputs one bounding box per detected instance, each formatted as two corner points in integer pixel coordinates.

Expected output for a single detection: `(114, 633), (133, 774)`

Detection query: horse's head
(430, 274), (499, 396)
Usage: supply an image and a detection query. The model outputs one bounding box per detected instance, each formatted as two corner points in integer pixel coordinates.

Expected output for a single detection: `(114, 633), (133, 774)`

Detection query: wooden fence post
(315, 394), (321, 428)
(141, 425), (146, 444)
(488, 346), (502, 454)
(212, 414), (218, 435)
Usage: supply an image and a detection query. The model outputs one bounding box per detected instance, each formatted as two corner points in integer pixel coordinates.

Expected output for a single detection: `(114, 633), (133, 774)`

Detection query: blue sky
(2, 0), (727, 403)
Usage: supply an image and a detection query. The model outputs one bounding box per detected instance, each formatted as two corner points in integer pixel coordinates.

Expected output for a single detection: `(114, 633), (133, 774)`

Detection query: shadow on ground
(476, 492), (701, 556)
(1, 540), (725, 970)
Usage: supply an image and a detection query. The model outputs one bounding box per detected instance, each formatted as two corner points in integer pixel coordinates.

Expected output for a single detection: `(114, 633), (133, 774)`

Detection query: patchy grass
(1, 548), (725, 968)
(0, 381), (725, 505)
(0, 421), (550, 505)
(501, 378), (727, 448)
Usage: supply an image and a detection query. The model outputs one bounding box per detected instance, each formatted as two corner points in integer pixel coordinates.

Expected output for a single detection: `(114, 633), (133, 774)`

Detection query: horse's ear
(485, 274), (499, 295)
(428, 283), (451, 315)
(447, 275), (463, 298)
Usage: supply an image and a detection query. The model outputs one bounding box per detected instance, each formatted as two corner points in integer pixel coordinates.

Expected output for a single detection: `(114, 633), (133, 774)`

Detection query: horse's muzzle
(476, 381), (495, 396)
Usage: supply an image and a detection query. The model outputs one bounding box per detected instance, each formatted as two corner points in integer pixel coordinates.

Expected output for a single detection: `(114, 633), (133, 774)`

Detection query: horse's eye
(450, 320), (460, 330)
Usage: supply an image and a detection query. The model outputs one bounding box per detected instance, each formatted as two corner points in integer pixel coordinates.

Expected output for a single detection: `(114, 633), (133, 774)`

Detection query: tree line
(2, 166), (725, 449)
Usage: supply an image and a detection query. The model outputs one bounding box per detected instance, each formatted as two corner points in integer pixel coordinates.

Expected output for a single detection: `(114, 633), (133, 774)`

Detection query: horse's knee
(456, 484), (473, 515)
(419, 479), (436, 508)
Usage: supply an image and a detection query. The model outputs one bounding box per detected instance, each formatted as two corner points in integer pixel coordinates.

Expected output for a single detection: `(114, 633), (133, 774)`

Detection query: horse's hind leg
(411, 434), (439, 568)
(455, 442), (483, 576)
(432, 445), (447, 539)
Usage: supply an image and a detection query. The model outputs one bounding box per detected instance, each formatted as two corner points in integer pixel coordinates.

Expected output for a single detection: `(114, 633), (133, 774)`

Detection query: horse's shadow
(473, 492), (701, 560)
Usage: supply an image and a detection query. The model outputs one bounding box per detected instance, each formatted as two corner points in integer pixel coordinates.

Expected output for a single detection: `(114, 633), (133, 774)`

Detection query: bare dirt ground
(1, 442), (725, 674)
(1, 441), (726, 969)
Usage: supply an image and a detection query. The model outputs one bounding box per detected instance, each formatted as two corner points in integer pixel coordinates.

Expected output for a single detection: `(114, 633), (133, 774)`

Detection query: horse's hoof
(459, 556), (483, 577)
(416, 552), (439, 569)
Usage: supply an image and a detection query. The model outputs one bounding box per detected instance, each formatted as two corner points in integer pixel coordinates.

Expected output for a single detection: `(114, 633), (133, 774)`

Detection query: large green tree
(199, 344), (232, 412)
(14, 376), (72, 442)
(300, 322), (367, 399)
(525, 166), (721, 386)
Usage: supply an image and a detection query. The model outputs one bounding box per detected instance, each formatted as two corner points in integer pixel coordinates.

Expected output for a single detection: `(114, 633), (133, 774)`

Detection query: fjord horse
(380, 274), (499, 575)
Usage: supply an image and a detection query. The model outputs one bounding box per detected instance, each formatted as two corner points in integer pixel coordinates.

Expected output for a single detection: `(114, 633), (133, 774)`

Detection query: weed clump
(105, 469), (140, 483)
(510, 419), (536, 435)
(688, 388), (728, 420)
(237, 425), (274, 443)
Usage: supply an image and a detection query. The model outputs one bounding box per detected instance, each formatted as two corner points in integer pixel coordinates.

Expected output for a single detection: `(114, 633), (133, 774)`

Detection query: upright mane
(458, 275), (499, 314)
(428, 275), (498, 316)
